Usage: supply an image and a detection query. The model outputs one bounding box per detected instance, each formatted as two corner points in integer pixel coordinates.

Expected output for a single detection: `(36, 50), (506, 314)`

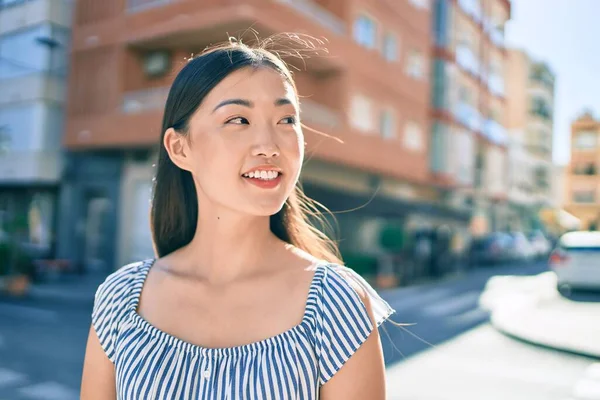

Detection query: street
(0, 261), (597, 399)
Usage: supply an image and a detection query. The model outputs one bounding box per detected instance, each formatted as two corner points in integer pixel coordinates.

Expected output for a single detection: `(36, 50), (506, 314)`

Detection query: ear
(163, 128), (192, 172)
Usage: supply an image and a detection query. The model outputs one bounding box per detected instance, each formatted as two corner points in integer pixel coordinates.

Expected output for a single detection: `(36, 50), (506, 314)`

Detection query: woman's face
(166, 67), (304, 217)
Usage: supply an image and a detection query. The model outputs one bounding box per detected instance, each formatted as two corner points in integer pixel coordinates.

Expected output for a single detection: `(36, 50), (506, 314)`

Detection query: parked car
(528, 231), (552, 259)
(550, 231), (600, 292)
(507, 232), (536, 262)
(468, 233), (513, 266)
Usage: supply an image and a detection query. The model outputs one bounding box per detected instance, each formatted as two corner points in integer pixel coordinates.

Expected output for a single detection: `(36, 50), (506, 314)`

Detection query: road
(0, 261), (596, 399)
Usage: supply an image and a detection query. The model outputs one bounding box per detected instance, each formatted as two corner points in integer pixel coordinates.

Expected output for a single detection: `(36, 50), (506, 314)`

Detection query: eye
(279, 116), (297, 125)
(225, 116), (249, 125)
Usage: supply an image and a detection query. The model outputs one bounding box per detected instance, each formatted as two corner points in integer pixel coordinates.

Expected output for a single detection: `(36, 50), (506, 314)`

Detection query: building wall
(64, 0), (433, 183)
(565, 113), (600, 229)
(506, 49), (528, 130)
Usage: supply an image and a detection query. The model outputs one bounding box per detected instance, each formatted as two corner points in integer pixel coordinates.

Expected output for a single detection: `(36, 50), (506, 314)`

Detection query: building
(505, 132), (538, 230)
(505, 48), (555, 231)
(0, 0), (72, 258)
(61, 0), (471, 272)
(430, 0), (512, 234)
(565, 111), (600, 230)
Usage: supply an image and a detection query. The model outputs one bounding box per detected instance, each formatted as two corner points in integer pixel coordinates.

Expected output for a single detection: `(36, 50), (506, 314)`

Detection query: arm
(320, 287), (387, 400)
(80, 325), (117, 400)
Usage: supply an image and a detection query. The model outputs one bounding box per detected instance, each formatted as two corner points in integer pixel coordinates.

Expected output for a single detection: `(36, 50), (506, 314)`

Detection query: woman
(81, 38), (394, 399)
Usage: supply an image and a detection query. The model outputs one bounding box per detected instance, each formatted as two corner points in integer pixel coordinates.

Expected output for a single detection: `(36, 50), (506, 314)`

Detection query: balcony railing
(483, 119), (508, 145)
(488, 73), (505, 97)
(122, 87), (170, 113)
(126, 0), (176, 13)
(274, 0), (345, 36)
(0, 150), (63, 183)
(455, 103), (482, 132)
(456, 45), (481, 77)
(300, 99), (341, 129)
(458, 0), (482, 23)
(490, 27), (505, 48)
(0, 73), (67, 106)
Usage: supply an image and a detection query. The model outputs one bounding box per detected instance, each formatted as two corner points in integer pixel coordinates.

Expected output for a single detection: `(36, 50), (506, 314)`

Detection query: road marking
(422, 291), (481, 317)
(19, 381), (78, 400)
(0, 368), (27, 388)
(392, 287), (454, 312)
(0, 304), (58, 323)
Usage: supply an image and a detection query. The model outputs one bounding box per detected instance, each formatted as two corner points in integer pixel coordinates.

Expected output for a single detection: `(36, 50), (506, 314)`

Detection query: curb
(491, 317), (600, 360)
(482, 272), (600, 360)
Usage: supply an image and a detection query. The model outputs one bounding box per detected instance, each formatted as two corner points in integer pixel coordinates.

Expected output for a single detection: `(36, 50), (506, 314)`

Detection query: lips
(241, 166), (283, 189)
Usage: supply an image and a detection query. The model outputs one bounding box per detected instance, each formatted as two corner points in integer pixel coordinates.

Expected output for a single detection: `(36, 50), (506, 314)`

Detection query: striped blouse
(92, 259), (394, 399)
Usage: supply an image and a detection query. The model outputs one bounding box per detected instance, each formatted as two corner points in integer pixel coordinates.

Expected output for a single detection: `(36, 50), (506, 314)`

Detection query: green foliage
(379, 224), (405, 252)
(342, 252), (378, 277)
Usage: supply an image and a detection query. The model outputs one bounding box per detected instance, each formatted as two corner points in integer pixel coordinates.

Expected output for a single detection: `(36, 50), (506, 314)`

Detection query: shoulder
(317, 263), (395, 329)
(94, 259), (150, 307)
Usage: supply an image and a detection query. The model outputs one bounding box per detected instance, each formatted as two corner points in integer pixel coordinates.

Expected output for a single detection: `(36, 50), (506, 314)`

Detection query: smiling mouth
(241, 170), (281, 180)
(241, 170), (283, 189)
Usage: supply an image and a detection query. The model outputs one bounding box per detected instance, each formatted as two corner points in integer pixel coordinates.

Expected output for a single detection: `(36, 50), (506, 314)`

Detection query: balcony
(487, 73), (505, 97)
(455, 103), (482, 132)
(530, 106), (552, 121)
(456, 45), (481, 77)
(274, 0), (345, 36)
(126, 0), (177, 14)
(483, 119), (508, 145)
(0, 150), (63, 183)
(458, 0), (482, 23)
(122, 87), (170, 114)
(490, 27), (504, 48)
(0, 73), (66, 106)
(300, 99), (342, 129)
(121, 87), (342, 129)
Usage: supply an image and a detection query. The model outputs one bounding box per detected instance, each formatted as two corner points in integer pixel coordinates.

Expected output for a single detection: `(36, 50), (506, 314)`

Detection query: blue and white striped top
(92, 259), (394, 399)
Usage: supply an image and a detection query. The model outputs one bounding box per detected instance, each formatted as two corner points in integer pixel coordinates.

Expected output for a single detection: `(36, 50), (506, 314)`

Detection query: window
(573, 191), (596, 203)
(530, 96), (552, 119)
(349, 95), (374, 132)
(404, 121), (424, 151)
(574, 131), (597, 150)
(430, 123), (449, 172)
(406, 49), (425, 79)
(382, 33), (398, 62)
(379, 110), (395, 139)
(432, 59), (448, 109)
(353, 15), (377, 49)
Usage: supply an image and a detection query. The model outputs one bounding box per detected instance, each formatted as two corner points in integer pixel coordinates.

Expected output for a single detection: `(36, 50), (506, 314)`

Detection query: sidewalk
(480, 272), (600, 359)
(0, 273), (103, 306)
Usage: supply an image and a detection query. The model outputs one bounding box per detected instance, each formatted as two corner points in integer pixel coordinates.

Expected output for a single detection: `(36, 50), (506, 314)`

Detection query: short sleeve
(91, 262), (140, 363)
(315, 265), (395, 385)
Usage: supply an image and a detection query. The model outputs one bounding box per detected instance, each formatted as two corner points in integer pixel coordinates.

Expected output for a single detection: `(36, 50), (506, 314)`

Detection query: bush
(0, 241), (34, 278)
(379, 224), (405, 253)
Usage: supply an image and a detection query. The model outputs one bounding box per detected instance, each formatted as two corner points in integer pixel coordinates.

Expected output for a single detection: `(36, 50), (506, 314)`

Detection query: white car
(550, 231), (600, 291)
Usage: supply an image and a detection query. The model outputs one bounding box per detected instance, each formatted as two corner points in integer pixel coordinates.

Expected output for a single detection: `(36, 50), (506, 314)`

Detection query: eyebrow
(212, 98), (295, 113)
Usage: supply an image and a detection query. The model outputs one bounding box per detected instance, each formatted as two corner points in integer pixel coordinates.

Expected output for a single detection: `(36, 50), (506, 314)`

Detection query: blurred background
(1, 0), (600, 399)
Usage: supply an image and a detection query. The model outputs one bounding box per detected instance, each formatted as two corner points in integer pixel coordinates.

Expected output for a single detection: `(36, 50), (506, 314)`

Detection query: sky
(505, 0), (600, 166)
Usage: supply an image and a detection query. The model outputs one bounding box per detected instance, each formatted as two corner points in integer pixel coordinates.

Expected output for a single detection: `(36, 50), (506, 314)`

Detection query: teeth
(243, 170), (280, 180)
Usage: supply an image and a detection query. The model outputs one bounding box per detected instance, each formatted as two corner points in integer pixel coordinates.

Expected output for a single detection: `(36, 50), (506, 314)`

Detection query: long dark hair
(151, 37), (342, 264)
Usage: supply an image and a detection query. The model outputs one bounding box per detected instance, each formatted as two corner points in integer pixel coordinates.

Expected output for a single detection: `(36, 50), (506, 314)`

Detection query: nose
(250, 128), (280, 158)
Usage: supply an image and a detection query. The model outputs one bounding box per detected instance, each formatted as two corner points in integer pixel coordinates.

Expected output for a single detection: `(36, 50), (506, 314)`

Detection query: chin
(248, 199), (287, 217)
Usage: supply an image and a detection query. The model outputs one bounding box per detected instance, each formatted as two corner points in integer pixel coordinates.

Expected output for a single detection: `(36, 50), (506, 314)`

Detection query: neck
(180, 207), (282, 284)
